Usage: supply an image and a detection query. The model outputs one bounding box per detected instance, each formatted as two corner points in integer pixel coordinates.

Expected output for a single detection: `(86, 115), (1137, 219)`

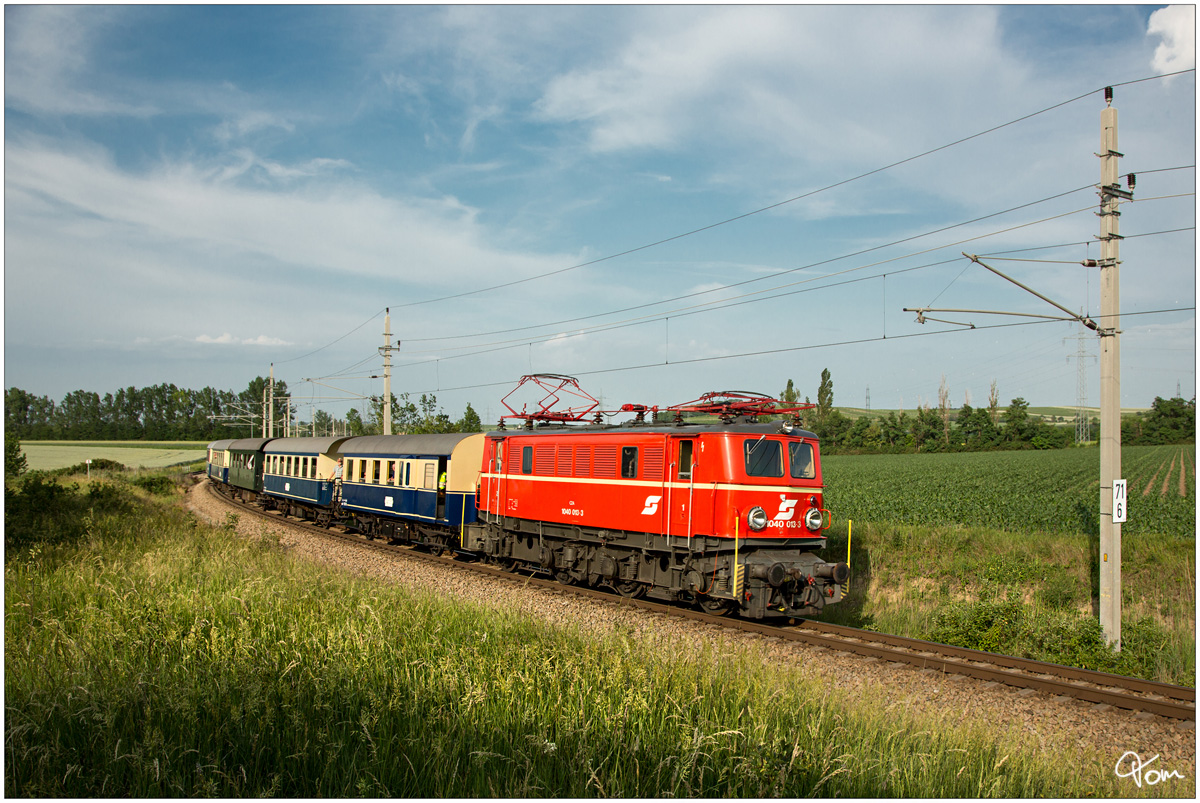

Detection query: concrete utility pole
(1097, 87), (1131, 650)
(899, 88), (1132, 649)
(382, 309), (394, 435)
(268, 364), (275, 438)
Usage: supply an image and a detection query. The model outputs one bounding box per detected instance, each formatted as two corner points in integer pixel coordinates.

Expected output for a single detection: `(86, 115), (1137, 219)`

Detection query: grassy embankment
(820, 444), (1196, 686)
(6, 468), (1181, 798)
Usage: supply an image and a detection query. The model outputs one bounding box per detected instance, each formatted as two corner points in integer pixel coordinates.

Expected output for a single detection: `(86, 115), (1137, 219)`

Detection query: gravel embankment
(187, 480), (1195, 785)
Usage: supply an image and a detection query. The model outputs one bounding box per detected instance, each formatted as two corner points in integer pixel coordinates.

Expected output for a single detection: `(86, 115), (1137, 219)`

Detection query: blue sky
(4, 4), (1195, 425)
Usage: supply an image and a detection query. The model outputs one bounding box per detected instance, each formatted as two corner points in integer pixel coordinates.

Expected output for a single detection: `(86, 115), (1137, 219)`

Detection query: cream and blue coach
(262, 436), (353, 515)
(206, 439), (237, 484)
(338, 433), (485, 544)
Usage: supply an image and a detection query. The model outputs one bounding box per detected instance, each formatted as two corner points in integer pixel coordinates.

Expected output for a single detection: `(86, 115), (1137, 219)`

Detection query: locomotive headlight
(779, 420), (794, 434)
(747, 506), (768, 531)
(804, 507), (824, 531)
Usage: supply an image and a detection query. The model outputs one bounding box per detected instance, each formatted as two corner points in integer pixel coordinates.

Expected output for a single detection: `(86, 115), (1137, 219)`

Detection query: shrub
(130, 474), (177, 496)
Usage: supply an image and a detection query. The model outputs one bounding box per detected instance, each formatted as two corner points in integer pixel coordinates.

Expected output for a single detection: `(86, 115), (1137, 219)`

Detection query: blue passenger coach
(262, 436), (353, 514)
(339, 433), (486, 540)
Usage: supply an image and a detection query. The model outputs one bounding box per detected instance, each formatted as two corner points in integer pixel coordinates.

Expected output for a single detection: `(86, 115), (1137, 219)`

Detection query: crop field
(20, 443), (208, 471)
(823, 445), (1195, 538)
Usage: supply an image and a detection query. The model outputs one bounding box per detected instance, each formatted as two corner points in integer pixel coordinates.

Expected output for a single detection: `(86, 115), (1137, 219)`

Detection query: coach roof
(228, 437), (275, 451)
(263, 436), (353, 455)
(341, 433), (477, 457)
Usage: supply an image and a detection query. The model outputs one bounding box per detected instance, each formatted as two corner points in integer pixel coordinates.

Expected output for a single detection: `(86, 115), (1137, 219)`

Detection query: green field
(823, 444), (1195, 538)
(20, 442), (208, 471)
(817, 444), (1195, 686)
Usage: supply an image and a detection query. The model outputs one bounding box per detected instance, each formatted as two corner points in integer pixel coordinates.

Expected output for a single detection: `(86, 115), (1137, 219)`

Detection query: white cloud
(1148, 5), (1196, 74)
(4, 136), (576, 291)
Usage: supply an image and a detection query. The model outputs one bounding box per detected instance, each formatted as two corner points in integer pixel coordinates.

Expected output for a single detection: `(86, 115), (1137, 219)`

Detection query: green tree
(780, 379), (801, 406)
(1003, 397), (1032, 444)
(456, 403), (483, 433)
(6, 430), (28, 479)
(346, 408), (368, 436)
(1124, 396), (1196, 445)
(816, 369), (834, 425)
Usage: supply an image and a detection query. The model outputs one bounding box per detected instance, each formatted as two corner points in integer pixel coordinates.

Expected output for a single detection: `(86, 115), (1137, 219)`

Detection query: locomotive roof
(340, 432), (478, 457)
(483, 420), (818, 439)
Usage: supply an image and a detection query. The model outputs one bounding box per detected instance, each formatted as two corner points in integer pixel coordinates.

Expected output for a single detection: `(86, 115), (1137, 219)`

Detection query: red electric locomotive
(463, 377), (849, 620)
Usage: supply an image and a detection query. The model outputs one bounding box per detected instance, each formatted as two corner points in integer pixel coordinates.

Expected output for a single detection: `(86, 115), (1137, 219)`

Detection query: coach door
(667, 437), (696, 544)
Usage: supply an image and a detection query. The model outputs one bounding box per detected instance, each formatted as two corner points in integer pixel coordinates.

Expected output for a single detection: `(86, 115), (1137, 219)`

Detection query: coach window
(522, 446), (533, 475)
(621, 447), (639, 479)
(744, 438), (783, 477)
(678, 440), (694, 480)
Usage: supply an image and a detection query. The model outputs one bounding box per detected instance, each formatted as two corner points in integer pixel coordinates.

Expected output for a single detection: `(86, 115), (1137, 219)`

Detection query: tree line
(5, 380), (289, 442)
(3, 380), (483, 442)
(783, 369), (1195, 454)
(6, 370), (1193, 450)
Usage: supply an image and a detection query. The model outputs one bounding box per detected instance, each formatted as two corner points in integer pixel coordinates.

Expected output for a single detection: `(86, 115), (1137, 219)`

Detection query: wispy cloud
(196, 333), (292, 346)
(5, 5), (156, 117)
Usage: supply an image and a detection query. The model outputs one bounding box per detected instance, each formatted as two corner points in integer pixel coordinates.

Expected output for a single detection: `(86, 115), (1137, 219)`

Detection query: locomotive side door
(667, 437), (696, 541)
(491, 437), (506, 522)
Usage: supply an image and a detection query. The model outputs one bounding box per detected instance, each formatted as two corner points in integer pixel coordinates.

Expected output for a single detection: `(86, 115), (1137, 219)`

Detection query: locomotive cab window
(789, 441), (816, 479)
(621, 447), (638, 479)
(744, 438), (783, 477)
(521, 446), (533, 475)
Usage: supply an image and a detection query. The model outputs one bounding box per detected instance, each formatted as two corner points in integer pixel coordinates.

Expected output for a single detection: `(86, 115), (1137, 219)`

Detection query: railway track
(202, 479), (1196, 724)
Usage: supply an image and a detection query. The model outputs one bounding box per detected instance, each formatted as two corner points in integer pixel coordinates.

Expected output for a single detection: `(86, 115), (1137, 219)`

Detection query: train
(205, 377), (849, 620)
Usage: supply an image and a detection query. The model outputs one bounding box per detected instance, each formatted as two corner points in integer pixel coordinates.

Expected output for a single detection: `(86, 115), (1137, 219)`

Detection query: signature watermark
(1114, 751), (1186, 788)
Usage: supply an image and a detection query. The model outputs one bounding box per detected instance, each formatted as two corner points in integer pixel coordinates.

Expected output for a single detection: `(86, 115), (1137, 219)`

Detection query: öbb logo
(774, 495), (797, 521)
(641, 495), (663, 515)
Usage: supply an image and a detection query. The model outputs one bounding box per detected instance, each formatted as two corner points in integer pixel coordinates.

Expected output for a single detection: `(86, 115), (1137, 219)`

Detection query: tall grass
(6, 473), (1182, 797)
(822, 521), (1195, 686)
